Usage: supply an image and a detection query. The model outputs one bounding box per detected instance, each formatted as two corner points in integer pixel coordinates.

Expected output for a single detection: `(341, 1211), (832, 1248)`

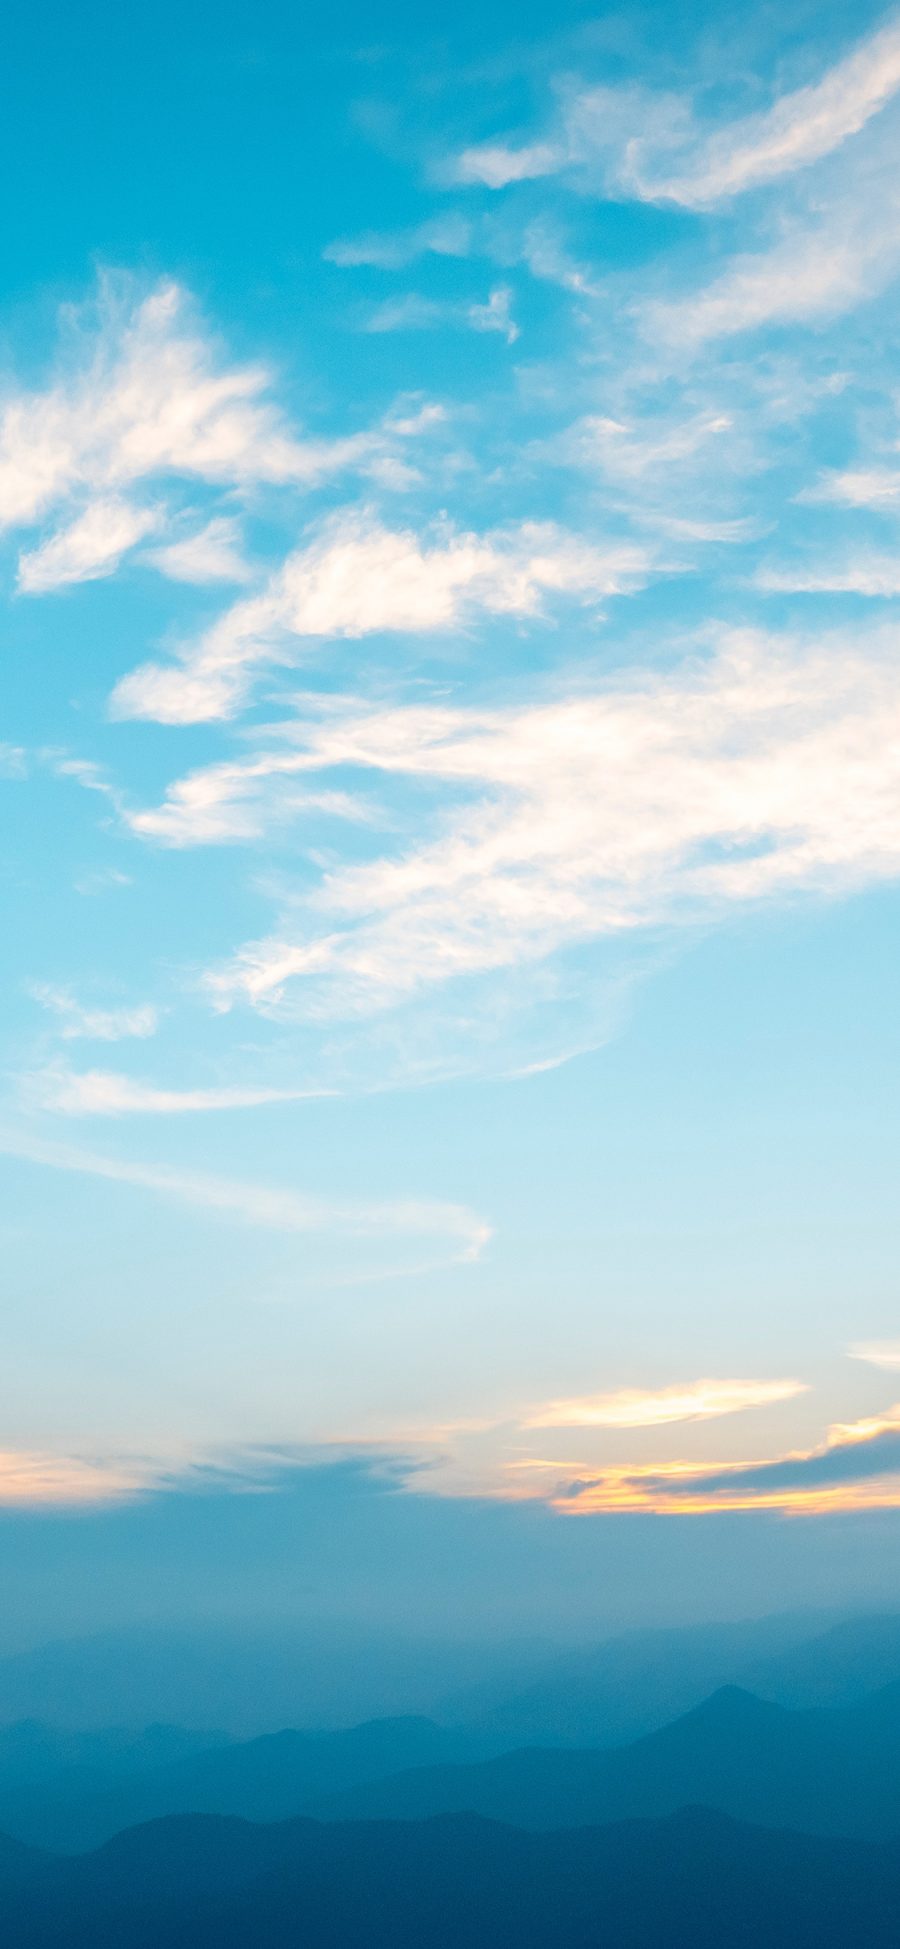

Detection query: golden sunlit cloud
(554, 1405), (900, 1516)
(525, 1377), (807, 1430)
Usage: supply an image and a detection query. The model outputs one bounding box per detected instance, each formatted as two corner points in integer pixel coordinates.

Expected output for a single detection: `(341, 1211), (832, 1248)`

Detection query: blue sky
(3, 0), (900, 1623)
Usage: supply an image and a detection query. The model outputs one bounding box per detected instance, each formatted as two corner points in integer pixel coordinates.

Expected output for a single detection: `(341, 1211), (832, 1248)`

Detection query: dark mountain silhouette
(306, 1681), (900, 1838)
(0, 1714), (488, 1852)
(3, 1807), (900, 1947)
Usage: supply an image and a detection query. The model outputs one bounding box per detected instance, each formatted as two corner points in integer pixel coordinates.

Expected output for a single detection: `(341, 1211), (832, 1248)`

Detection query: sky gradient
(3, 0), (900, 1635)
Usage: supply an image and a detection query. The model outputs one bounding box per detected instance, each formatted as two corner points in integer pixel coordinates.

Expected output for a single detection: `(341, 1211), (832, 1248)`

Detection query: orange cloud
(0, 1450), (157, 1507)
(554, 1407), (900, 1516)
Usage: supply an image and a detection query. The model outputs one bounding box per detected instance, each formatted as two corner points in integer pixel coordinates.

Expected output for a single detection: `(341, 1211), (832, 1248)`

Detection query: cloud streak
(0, 1125), (491, 1260)
(17, 498), (160, 592)
(849, 1341), (900, 1369)
(626, 16), (900, 207)
(29, 986), (159, 1041)
(446, 17), (900, 207)
(364, 286), (518, 345)
(189, 625), (900, 1031)
(559, 1407), (900, 1514)
(112, 512), (655, 724)
(645, 202), (900, 346)
(0, 277), (450, 592)
(525, 1378), (806, 1429)
(145, 516), (253, 586)
(25, 1066), (330, 1115)
(0, 1450), (159, 1508)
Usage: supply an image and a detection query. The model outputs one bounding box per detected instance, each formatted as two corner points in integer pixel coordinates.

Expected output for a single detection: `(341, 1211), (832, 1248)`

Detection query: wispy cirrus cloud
(0, 1449), (159, 1507)
(17, 498), (160, 592)
(0, 1442), (333, 1509)
(623, 15), (900, 207)
(0, 278), (304, 531)
(0, 277), (450, 591)
(0, 1124), (490, 1261)
(645, 198), (900, 347)
(111, 511), (656, 724)
(145, 516), (253, 586)
(327, 208), (592, 295)
(446, 16), (900, 206)
(364, 285), (518, 345)
(554, 410), (735, 486)
(542, 406), (760, 540)
(25, 1065), (328, 1115)
(192, 626), (900, 1035)
(756, 552), (900, 596)
(29, 984), (159, 1041)
(451, 138), (564, 190)
(324, 212), (473, 268)
(125, 753), (370, 847)
(849, 1341), (900, 1369)
(804, 466), (900, 508)
(525, 1378), (806, 1430)
(0, 744), (27, 779)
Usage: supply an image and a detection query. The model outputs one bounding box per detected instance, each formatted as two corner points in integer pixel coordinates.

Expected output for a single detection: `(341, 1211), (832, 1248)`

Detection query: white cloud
(525, 1377), (807, 1428)
(197, 625), (900, 1021)
(126, 751), (370, 846)
(0, 280), (301, 528)
(624, 16), (900, 206)
(324, 213), (473, 268)
(501, 219), (596, 294)
(804, 467), (900, 508)
(327, 208), (591, 295)
(646, 209), (900, 346)
(0, 1123), (491, 1259)
(0, 744), (27, 778)
(73, 866), (132, 896)
(0, 1449), (156, 1507)
(29, 985), (159, 1041)
(364, 285), (518, 344)
(849, 1341), (900, 1369)
(26, 1066), (325, 1114)
(559, 410), (734, 484)
(111, 512), (656, 724)
(17, 499), (159, 593)
(757, 553), (900, 595)
(145, 516), (252, 585)
(447, 19), (900, 208)
(467, 286), (518, 343)
(0, 277), (447, 545)
(451, 140), (563, 189)
(364, 294), (445, 333)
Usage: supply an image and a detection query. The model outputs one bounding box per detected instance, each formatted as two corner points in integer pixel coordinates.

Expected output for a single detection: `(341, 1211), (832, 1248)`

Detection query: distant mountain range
(1, 1807), (900, 1947)
(308, 1681), (900, 1838)
(0, 1719), (230, 1786)
(1, 1610), (900, 1941)
(0, 1715), (488, 1852)
(2, 1605), (896, 1749)
(4, 1674), (900, 1851)
(439, 1609), (900, 1746)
